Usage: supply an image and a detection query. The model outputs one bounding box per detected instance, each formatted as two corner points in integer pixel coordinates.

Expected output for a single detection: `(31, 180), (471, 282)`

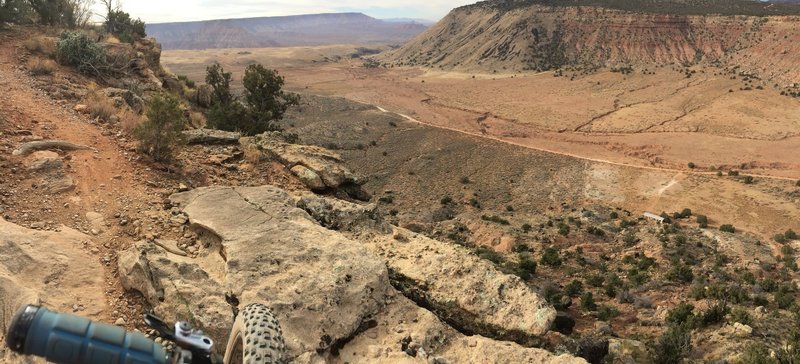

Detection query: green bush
(667, 303), (695, 326)
(440, 196), (453, 205)
(666, 263), (694, 283)
(55, 31), (106, 75)
(610, 211), (619, 219)
(105, 9), (145, 43)
(540, 247), (563, 267)
(580, 291), (597, 311)
(651, 324), (692, 364)
(786, 229), (798, 240)
(513, 257), (537, 280)
(205, 62), (298, 136)
(481, 214), (510, 225)
(475, 246), (504, 265)
(730, 307), (753, 326)
(521, 223), (532, 232)
(133, 93), (185, 162)
(564, 279), (583, 297)
(741, 343), (777, 364)
(720, 224), (736, 233)
(696, 214), (708, 228)
(596, 304), (620, 321)
(700, 301), (729, 327)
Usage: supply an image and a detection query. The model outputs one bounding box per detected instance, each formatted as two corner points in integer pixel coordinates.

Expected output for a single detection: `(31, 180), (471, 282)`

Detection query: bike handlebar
(5, 304), (169, 364)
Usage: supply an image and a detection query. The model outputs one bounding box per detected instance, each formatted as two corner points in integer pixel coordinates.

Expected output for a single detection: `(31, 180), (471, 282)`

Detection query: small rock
(595, 321), (614, 336)
(732, 322), (753, 338)
(114, 318), (126, 326)
(30, 222), (45, 229)
(178, 183), (190, 192)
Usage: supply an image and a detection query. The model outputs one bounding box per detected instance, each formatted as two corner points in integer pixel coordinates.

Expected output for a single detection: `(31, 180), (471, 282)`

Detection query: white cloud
(92, 0), (475, 23)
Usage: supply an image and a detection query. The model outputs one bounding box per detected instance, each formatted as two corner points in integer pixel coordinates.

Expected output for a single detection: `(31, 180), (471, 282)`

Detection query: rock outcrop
(119, 186), (391, 357)
(252, 134), (369, 199)
(182, 128), (242, 145)
(118, 185), (571, 362)
(0, 218), (107, 329)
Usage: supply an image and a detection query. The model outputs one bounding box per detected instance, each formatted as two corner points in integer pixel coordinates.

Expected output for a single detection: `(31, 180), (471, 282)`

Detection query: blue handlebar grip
(6, 305), (169, 364)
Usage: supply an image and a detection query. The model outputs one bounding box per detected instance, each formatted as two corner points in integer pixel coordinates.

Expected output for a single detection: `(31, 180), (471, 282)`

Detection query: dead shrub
(242, 141), (264, 165)
(24, 37), (56, 56)
(189, 111), (206, 128)
(85, 84), (116, 122)
(120, 110), (141, 135)
(30, 59), (57, 76)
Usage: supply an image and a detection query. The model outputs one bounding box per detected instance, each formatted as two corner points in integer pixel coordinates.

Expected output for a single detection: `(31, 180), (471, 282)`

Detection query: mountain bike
(5, 303), (286, 364)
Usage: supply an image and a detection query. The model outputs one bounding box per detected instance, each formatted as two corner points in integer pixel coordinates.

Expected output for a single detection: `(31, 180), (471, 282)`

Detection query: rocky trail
(0, 29), (168, 335)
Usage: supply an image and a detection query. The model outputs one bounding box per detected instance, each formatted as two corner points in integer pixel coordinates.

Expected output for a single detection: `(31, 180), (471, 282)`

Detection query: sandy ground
(163, 48), (800, 179)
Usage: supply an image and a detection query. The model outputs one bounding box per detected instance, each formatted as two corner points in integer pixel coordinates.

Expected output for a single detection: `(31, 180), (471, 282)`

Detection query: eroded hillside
(383, 1), (800, 86)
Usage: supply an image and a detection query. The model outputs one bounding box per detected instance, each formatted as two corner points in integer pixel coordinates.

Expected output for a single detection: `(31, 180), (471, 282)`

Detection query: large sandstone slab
(0, 218), (106, 330)
(119, 186), (391, 357)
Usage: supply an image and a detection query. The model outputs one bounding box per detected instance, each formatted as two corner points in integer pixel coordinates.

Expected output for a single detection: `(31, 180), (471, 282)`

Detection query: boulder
(253, 135), (362, 189)
(12, 140), (90, 156)
(118, 186), (391, 357)
(0, 218), (107, 326)
(607, 338), (651, 364)
(24, 151), (61, 172)
(336, 294), (586, 364)
(291, 165), (325, 190)
(364, 228), (556, 340)
(182, 129), (242, 145)
(295, 193), (389, 234)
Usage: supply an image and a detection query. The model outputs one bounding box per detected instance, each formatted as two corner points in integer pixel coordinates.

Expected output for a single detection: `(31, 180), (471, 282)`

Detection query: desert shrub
(666, 263), (694, 283)
(459, 176), (470, 184)
(760, 278), (778, 293)
(133, 93), (185, 162)
(797, 180), (800, 187)
(27, 0), (92, 27)
(688, 162), (695, 169)
(587, 226), (605, 237)
(468, 198), (480, 208)
(699, 301), (729, 327)
(776, 234), (788, 244)
(728, 170), (740, 176)
(119, 109), (140, 134)
(720, 224), (736, 233)
(540, 247), (563, 267)
(564, 279), (583, 297)
(587, 274), (604, 287)
(378, 195), (394, 204)
(177, 74), (196, 88)
(775, 286), (797, 309)
(475, 246), (503, 265)
(743, 175), (755, 184)
(506, 205), (514, 212)
(787, 229), (798, 240)
(610, 211), (619, 219)
(651, 324), (692, 364)
(580, 292), (597, 311)
(696, 214), (708, 228)
(440, 196), (453, 205)
(521, 223), (532, 232)
(666, 302), (694, 325)
(730, 307), (753, 326)
(29, 59), (56, 75)
(510, 257), (537, 280)
(55, 31), (105, 75)
(105, 9), (145, 43)
(741, 343), (777, 364)
(24, 36), (55, 55)
(557, 222), (570, 236)
(481, 214), (510, 225)
(596, 305), (621, 321)
(543, 284), (569, 310)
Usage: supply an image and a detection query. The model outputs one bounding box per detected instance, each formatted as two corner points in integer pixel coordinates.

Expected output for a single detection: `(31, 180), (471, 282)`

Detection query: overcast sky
(91, 1), (476, 23)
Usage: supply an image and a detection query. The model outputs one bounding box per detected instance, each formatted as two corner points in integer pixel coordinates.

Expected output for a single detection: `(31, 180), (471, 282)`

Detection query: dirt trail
(373, 105), (799, 182)
(0, 29), (158, 323)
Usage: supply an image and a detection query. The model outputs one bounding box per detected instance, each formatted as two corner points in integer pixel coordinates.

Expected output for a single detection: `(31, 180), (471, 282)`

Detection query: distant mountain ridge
(147, 13), (429, 50)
